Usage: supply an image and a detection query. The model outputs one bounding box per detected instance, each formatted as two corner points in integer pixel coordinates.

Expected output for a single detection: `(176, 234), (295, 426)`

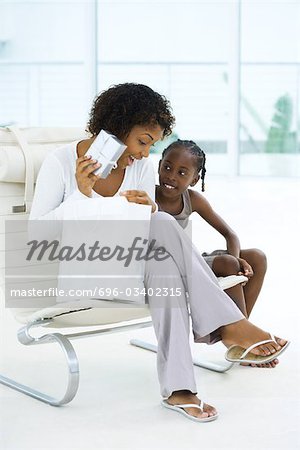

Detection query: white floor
(1, 176), (300, 450)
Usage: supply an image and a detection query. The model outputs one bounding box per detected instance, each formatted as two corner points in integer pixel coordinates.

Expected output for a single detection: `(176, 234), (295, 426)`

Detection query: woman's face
(116, 124), (164, 169)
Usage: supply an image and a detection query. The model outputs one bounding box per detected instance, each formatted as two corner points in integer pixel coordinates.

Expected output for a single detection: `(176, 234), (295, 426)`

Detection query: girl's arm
(189, 189), (253, 277)
(189, 189), (241, 257)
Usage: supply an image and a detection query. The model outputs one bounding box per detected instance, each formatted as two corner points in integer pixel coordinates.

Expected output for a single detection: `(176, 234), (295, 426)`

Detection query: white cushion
(12, 300), (150, 328)
(0, 127), (87, 183)
(10, 275), (248, 328)
(218, 274), (248, 290)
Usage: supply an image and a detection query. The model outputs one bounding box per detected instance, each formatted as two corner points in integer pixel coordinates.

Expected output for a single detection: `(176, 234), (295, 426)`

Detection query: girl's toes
(266, 359), (278, 368)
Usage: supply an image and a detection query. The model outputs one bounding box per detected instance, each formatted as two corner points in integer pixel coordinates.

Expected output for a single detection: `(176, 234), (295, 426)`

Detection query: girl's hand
(120, 190), (157, 213)
(237, 257), (253, 281)
(75, 155), (101, 197)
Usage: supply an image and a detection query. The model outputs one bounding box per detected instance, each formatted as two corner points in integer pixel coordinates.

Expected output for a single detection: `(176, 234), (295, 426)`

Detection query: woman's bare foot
(166, 390), (218, 419)
(221, 319), (288, 357)
(240, 358), (279, 368)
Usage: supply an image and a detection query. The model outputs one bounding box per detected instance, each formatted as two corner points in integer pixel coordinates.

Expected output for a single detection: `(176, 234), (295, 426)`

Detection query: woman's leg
(145, 213), (287, 416)
(148, 213), (286, 356)
(209, 253), (279, 368)
(209, 252), (275, 367)
(145, 255), (197, 399)
(145, 238), (217, 418)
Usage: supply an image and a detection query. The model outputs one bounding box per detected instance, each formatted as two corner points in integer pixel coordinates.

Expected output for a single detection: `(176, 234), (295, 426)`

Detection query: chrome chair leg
(129, 338), (234, 373)
(0, 320), (79, 406)
(0, 318), (153, 406)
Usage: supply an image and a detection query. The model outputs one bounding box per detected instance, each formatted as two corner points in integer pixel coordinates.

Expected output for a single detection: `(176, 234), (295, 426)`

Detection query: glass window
(97, 1), (232, 173)
(240, 1), (300, 176)
(0, 0), (298, 177)
(0, 1), (87, 127)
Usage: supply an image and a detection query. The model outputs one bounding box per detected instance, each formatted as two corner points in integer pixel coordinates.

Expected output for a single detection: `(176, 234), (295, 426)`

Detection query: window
(0, 0), (299, 176)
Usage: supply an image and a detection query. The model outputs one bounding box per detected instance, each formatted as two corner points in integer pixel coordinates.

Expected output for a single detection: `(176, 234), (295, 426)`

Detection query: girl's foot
(222, 319), (288, 357)
(165, 390), (218, 420)
(240, 358), (279, 368)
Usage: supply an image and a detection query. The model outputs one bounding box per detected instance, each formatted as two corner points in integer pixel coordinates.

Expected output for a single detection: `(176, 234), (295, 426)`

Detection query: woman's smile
(117, 124), (164, 169)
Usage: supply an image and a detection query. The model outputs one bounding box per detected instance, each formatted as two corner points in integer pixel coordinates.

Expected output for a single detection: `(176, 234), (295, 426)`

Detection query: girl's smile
(158, 147), (199, 197)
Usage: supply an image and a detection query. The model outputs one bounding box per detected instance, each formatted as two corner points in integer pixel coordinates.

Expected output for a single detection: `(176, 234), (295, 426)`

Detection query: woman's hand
(120, 190), (157, 213)
(75, 155), (101, 197)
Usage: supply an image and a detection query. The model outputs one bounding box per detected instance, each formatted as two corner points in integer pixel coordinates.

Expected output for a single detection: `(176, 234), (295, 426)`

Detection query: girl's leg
(240, 248), (267, 316)
(239, 249), (274, 367)
(211, 254), (248, 317)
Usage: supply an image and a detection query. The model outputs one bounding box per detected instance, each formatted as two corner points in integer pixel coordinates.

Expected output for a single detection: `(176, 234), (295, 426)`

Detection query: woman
(30, 83), (289, 423)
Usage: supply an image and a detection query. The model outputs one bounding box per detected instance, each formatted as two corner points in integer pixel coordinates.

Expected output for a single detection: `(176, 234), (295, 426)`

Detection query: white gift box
(86, 129), (127, 178)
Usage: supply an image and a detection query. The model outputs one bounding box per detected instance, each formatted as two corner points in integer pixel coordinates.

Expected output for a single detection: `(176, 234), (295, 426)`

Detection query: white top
(29, 141), (157, 220)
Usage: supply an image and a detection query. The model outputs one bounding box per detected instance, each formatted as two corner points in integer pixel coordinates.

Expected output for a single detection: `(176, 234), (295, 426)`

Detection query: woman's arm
(189, 189), (241, 257)
(136, 158), (156, 202)
(29, 152), (98, 220)
(121, 157), (158, 213)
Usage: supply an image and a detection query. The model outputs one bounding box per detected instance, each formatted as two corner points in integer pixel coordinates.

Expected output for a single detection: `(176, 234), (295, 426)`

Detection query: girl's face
(116, 124), (164, 170)
(158, 146), (200, 196)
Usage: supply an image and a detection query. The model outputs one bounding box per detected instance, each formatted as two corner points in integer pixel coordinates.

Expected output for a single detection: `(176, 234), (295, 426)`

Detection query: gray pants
(144, 212), (243, 398)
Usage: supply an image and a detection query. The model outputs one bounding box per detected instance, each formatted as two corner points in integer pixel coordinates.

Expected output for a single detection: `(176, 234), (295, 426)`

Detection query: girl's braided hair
(162, 139), (206, 191)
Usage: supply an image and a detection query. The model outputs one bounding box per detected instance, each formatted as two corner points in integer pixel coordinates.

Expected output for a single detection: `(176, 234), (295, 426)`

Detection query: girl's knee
(213, 254), (240, 275)
(253, 248), (267, 263)
(242, 248), (267, 269)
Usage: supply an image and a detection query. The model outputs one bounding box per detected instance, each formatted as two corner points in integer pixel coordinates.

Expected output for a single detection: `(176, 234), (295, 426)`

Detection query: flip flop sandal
(161, 399), (218, 423)
(225, 334), (290, 364)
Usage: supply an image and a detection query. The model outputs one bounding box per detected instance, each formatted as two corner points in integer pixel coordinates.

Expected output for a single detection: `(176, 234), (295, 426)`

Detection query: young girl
(30, 85), (288, 422)
(156, 139), (275, 368)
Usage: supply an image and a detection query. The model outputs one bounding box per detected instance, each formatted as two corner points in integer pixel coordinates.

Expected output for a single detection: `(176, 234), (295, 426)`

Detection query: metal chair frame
(0, 316), (233, 406)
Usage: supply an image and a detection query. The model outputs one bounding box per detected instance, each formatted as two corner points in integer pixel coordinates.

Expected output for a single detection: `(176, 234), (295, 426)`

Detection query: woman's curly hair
(86, 83), (175, 140)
